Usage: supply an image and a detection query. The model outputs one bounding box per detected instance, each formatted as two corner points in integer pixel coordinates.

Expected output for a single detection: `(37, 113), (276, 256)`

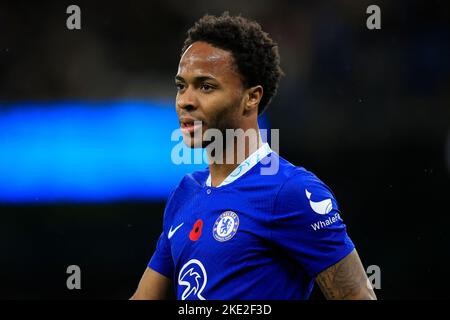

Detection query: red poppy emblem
(189, 219), (203, 241)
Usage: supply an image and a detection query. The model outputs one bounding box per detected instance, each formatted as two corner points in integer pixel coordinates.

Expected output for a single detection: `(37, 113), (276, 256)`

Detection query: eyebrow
(175, 75), (217, 82)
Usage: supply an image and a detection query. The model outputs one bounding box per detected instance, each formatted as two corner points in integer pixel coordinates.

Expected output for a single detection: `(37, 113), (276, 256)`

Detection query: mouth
(180, 118), (203, 134)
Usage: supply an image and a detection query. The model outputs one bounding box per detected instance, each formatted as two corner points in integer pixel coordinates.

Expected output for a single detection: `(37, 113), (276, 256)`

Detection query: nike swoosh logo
(168, 223), (184, 239)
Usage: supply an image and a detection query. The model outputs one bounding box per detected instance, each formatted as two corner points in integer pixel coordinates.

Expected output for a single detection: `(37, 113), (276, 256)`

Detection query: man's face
(175, 41), (245, 148)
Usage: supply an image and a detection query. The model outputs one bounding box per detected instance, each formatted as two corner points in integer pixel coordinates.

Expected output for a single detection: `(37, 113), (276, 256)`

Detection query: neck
(207, 126), (262, 187)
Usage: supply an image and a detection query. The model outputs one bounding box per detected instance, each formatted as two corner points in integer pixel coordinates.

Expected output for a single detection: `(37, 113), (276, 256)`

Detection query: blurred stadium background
(0, 0), (449, 299)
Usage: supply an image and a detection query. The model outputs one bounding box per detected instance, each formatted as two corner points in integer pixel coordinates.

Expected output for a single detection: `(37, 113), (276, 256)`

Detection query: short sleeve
(148, 230), (174, 279)
(270, 171), (355, 277)
(147, 190), (176, 279)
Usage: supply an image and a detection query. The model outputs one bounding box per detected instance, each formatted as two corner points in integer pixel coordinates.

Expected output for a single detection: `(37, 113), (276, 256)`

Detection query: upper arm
(270, 172), (356, 276)
(130, 267), (172, 300)
(315, 249), (377, 300)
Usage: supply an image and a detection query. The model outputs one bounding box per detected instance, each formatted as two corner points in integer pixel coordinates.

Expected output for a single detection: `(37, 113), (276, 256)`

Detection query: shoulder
(173, 167), (209, 191)
(273, 156), (339, 215)
(163, 167), (209, 218)
(266, 153), (327, 190)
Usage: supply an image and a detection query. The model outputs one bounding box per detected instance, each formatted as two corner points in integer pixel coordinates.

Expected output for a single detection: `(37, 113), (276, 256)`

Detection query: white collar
(205, 142), (272, 188)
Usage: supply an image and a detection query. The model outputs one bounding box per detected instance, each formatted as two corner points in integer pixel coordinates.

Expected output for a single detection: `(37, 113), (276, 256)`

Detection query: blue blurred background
(0, 101), (206, 202)
(0, 0), (449, 299)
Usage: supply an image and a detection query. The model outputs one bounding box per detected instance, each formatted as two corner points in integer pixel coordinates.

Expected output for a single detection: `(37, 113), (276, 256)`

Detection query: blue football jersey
(148, 143), (355, 300)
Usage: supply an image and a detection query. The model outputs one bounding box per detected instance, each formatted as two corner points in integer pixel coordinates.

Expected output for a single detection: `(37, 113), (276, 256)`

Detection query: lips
(180, 118), (203, 134)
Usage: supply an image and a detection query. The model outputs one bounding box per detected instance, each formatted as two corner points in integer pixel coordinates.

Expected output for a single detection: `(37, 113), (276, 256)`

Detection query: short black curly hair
(181, 12), (283, 115)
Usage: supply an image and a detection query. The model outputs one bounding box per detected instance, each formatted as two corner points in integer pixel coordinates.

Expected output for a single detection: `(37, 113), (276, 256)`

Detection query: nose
(176, 86), (198, 112)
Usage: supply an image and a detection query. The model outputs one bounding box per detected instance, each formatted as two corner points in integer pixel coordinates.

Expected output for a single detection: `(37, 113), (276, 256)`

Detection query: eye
(175, 82), (185, 91)
(200, 84), (215, 92)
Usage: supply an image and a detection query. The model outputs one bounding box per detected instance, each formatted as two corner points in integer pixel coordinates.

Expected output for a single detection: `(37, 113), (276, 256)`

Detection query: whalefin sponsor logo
(311, 212), (342, 231)
(305, 189), (333, 215)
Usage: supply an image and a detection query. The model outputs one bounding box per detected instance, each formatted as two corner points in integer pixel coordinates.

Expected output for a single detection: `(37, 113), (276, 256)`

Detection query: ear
(243, 85), (263, 115)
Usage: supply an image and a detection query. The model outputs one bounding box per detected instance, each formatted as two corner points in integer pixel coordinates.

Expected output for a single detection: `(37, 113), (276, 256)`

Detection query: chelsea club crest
(213, 211), (239, 242)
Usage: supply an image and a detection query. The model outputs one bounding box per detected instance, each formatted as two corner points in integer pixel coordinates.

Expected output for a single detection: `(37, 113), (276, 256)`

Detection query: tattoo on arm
(315, 249), (377, 300)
